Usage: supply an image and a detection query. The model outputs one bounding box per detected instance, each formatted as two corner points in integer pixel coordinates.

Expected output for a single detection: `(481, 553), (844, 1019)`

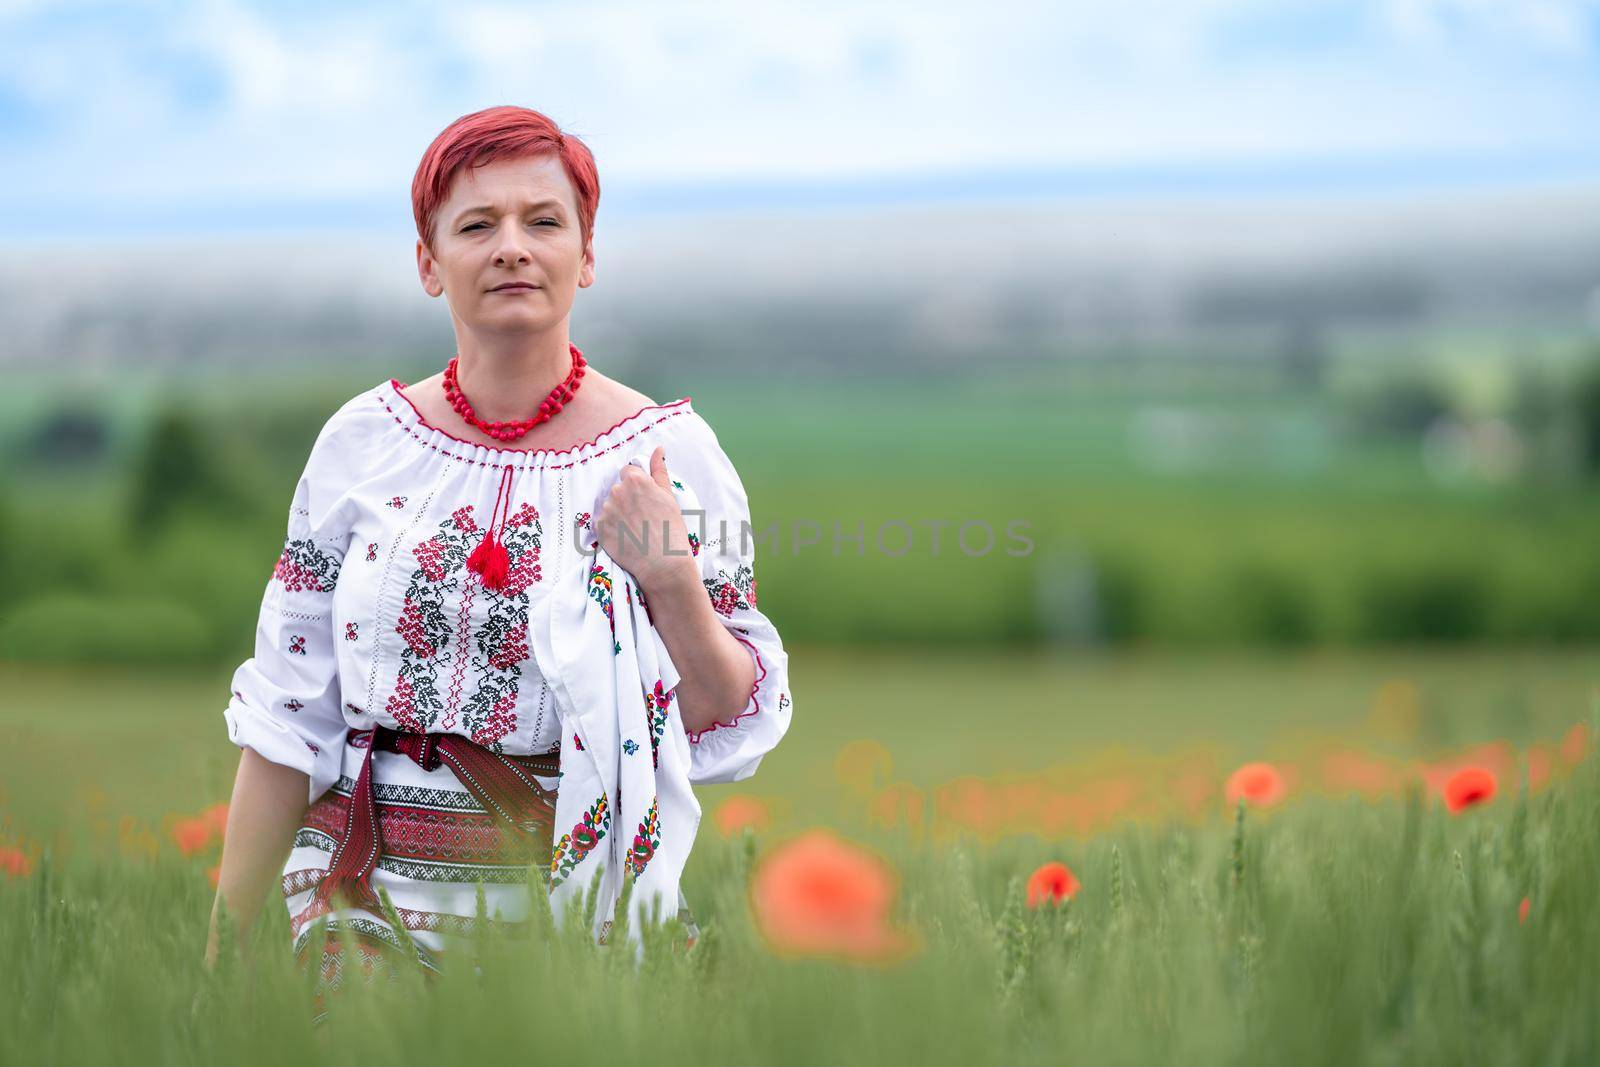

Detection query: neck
(452, 329), (575, 422)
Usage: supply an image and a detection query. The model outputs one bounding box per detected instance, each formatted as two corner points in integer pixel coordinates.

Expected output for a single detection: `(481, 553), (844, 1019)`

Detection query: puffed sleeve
(223, 422), (353, 806)
(659, 414), (794, 785)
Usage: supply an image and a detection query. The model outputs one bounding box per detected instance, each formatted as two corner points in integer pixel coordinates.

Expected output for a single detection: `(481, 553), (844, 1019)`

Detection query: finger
(649, 446), (672, 490)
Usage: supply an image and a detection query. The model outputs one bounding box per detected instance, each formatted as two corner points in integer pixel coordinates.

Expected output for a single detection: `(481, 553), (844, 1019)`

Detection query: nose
(492, 220), (532, 268)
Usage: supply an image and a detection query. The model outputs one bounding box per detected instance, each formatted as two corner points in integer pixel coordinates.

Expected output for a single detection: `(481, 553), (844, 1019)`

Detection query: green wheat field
(3, 646), (1599, 1065)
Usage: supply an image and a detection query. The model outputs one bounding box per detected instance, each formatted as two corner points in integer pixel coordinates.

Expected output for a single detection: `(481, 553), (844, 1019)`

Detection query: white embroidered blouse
(224, 377), (794, 948)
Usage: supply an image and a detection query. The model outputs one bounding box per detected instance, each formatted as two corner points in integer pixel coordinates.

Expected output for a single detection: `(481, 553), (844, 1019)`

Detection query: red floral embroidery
(645, 679), (675, 770)
(489, 621), (529, 671)
(626, 796), (660, 879)
(273, 539), (341, 593)
(384, 677), (426, 733)
(387, 497), (543, 753)
(413, 536), (448, 582)
(395, 597), (437, 658)
(704, 564), (756, 617)
(471, 690), (519, 747)
(550, 793), (609, 886)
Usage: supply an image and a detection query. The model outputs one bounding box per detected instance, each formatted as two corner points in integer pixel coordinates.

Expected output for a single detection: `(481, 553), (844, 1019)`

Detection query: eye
(535, 219), (558, 227)
(462, 223), (486, 232)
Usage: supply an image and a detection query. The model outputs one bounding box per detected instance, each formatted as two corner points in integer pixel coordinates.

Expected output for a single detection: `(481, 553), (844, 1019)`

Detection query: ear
(416, 238), (444, 298)
(578, 237), (596, 289)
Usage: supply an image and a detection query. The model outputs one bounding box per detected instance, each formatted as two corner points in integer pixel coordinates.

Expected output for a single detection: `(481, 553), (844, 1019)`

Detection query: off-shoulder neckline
(375, 378), (696, 469)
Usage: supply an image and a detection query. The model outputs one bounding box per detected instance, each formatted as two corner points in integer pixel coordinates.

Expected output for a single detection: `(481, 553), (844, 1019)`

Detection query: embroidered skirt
(282, 729), (561, 993)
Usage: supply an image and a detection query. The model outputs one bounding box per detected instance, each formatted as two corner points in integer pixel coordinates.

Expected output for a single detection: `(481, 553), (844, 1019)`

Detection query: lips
(489, 283), (539, 292)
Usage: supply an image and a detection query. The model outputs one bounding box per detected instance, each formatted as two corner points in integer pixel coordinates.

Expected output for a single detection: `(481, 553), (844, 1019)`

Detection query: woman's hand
(596, 446), (698, 595)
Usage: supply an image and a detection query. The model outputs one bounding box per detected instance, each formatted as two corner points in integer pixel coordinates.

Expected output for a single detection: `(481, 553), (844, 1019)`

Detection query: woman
(202, 106), (794, 996)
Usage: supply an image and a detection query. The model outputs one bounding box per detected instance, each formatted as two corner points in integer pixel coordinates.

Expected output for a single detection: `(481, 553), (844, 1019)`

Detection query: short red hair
(412, 105), (600, 254)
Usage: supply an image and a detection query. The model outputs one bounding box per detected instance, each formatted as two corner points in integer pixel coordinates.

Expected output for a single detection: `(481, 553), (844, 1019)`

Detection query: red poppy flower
(631, 835), (655, 863)
(171, 817), (213, 857)
(1444, 766), (1496, 813)
(1026, 862), (1081, 908)
(1527, 744), (1553, 792)
(200, 802), (230, 839)
(1225, 762), (1287, 809)
(572, 824), (598, 850)
(0, 846), (31, 878)
(1561, 723), (1589, 766)
(713, 795), (771, 837)
(934, 776), (1001, 837)
(750, 829), (916, 964)
(870, 783), (926, 830)
(1518, 896), (1531, 924)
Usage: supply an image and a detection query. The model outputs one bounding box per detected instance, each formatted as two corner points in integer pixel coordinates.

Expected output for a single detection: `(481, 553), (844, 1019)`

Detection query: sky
(2, 0), (1599, 238)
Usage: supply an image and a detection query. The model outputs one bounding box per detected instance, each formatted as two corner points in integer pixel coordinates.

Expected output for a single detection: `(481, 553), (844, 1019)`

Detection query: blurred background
(2, 1), (1598, 823)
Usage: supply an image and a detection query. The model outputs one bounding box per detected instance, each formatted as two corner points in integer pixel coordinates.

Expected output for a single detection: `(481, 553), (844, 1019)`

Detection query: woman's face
(416, 152), (594, 337)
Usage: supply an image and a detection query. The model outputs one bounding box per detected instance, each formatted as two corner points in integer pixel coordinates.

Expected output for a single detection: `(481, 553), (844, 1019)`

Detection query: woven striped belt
(310, 725), (560, 916)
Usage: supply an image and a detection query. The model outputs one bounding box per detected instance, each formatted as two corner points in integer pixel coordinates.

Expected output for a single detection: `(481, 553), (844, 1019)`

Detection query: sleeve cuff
(224, 695), (342, 805)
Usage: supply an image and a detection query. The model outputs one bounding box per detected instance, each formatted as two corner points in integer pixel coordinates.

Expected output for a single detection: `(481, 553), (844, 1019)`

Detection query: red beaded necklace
(443, 342), (587, 442)
(447, 343), (588, 591)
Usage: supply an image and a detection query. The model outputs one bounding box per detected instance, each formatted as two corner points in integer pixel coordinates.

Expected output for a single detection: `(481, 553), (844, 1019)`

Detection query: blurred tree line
(0, 351), (1598, 663)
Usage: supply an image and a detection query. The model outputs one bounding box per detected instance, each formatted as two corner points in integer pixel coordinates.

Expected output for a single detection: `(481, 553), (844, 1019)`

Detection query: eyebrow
(452, 199), (566, 224)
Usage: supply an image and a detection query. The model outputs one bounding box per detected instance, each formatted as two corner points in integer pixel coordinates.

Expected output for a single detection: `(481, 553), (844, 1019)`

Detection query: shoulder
(580, 369), (668, 436)
(651, 406), (748, 504)
(302, 379), (395, 475)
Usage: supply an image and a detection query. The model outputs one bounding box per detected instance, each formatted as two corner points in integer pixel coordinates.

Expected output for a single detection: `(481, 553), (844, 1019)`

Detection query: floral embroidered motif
(704, 564), (756, 617)
(488, 621), (528, 671)
(387, 498), (543, 753)
(306, 741), (320, 755)
(779, 692), (790, 710)
(385, 678), (425, 733)
(645, 679), (675, 770)
(344, 622), (359, 641)
(626, 796), (660, 879)
(576, 511), (592, 530)
(687, 531), (700, 557)
(623, 739), (639, 755)
(365, 542), (378, 562)
(273, 539), (342, 593)
(637, 583), (656, 626)
(344, 702), (364, 715)
(550, 793), (609, 886)
(288, 635), (307, 655)
(472, 691), (518, 748)
(587, 564), (620, 655)
(284, 698), (304, 713)
(387, 495), (408, 509)
(572, 733), (585, 752)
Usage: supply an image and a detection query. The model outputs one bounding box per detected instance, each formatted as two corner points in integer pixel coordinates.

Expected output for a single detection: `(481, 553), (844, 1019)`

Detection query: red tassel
(467, 530), (511, 590)
(468, 464), (515, 591)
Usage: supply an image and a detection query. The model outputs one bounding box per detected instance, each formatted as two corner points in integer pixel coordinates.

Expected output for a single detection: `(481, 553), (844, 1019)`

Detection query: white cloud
(0, 0), (1596, 228)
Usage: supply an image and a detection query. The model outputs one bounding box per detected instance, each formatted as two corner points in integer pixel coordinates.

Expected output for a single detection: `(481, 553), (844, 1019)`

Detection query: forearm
(204, 747), (311, 968)
(640, 562), (757, 737)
